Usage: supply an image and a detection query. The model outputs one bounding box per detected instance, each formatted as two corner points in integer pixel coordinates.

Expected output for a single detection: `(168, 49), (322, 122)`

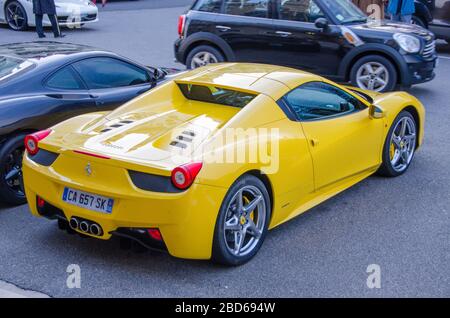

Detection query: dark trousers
(35, 14), (60, 37)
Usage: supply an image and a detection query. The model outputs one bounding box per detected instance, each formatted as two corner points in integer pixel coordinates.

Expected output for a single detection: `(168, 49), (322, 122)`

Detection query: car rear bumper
(174, 38), (184, 64)
(23, 153), (227, 260)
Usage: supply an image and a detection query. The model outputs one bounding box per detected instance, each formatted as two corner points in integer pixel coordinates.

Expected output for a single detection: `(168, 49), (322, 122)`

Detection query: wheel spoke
(243, 195), (262, 215)
(203, 53), (211, 63)
(399, 119), (407, 138)
(401, 150), (409, 163)
(368, 80), (375, 90)
(364, 64), (374, 74)
(392, 135), (401, 148)
(224, 216), (240, 231)
(233, 230), (245, 255)
(246, 219), (261, 239)
(4, 167), (20, 181)
(375, 77), (386, 86)
(193, 57), (203, 66)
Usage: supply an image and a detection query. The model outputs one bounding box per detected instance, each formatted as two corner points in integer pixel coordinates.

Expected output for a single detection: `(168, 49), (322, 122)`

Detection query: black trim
(111, 228), (167, 252)
(36, 198), (66, 220)
(28, 149), (59, 166)
(128, 170), (183, 193)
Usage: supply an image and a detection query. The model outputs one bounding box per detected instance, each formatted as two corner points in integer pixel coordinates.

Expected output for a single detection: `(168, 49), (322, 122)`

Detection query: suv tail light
(178, 14), (186, 37)
(24, 129), (52, 155)
(171, 162), (203, 189)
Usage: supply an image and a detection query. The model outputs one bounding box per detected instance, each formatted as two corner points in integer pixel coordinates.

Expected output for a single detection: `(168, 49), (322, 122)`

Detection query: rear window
(178, 83), (257, 108)
(0, 56), (34, 82)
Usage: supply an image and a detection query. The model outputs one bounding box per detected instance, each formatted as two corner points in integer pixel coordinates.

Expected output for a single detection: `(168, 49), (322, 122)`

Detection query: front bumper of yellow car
(22, 152), (227, 260)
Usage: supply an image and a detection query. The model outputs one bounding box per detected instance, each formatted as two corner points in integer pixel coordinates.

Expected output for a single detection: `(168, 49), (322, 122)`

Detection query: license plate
(62, 187), (114, 214)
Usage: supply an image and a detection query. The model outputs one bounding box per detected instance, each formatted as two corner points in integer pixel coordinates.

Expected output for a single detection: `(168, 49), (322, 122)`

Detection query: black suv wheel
(186, 45), (225, 69)
(350, 55), (397, 92)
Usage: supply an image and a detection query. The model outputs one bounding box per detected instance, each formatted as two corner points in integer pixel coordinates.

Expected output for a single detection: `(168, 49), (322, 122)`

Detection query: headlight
(393, 33), (421, 53)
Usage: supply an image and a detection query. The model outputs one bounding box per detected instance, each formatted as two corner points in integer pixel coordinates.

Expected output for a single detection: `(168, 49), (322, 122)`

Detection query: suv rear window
(0, 56), (34, 82)
(193, 0), (223, 12)
(178, 83), (257, 108)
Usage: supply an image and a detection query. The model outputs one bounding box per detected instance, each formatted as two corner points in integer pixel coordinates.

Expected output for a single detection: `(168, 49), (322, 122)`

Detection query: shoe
(54, 33), (66, 38)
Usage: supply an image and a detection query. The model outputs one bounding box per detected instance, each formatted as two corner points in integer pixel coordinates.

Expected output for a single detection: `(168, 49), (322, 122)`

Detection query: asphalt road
(0, 0), (449, 297)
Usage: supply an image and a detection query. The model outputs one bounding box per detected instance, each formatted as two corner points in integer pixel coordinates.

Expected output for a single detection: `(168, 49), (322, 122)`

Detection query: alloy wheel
(3, 147), (25, 197)
(356, 62), (389, 92)
(190, 51), (218, 69)
(223, 185), (266, 257)
(5, 2), (27, 31)
(389, 117), (416, 173)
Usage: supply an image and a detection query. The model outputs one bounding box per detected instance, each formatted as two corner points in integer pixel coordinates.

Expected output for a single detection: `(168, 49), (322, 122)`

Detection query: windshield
(0, 56), (34, 82)
(320, 0), (367, 24)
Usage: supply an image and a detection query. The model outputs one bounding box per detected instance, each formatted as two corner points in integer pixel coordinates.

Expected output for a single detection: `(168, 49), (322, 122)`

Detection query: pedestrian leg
(48, 14), (63, 37)
(35, 14), (45, 38)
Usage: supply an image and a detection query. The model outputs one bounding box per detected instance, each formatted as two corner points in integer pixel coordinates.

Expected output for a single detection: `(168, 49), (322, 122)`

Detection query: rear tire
(212, 175), (271, 266)
(377, 111), (417, 177)
(0, 133), (28, 206)
(186, 45), (225, 70)
(350, 55), (397, 92)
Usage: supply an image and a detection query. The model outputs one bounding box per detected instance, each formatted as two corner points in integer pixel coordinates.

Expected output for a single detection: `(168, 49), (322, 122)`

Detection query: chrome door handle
(276, 31), (292, 37)
(216, 25), (231, 31)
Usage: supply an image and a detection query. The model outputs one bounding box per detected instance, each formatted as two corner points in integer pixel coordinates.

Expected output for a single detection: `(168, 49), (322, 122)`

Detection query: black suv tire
(186, 45), (225, 70)
(350, 55), (397, 92)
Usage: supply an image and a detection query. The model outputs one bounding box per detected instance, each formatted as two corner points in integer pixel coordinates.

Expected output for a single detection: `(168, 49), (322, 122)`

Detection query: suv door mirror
(369, 105), (385, 119)
(314, 18), (329, 30)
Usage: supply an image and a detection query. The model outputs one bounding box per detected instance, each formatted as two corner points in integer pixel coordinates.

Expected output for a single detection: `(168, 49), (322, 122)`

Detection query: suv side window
(46, 66), (84, 90)
(193, 0), (223, 12)
(278, 0), (325, 22)
(284, 82), (364, 121)
(224, 0), (270, 18)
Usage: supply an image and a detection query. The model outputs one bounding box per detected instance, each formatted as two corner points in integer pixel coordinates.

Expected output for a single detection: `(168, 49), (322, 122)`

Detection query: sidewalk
(0, 280), (49, 298)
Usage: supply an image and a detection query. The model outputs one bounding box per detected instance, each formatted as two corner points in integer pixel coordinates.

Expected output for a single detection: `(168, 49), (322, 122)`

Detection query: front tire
(186, 45), (225, 70)
(0, 133), (28, 205)
(377, 111), (417, 177)
(212, 175), (271, 266)
(350, 55), (397, 92)
(5, 1), (28, 31)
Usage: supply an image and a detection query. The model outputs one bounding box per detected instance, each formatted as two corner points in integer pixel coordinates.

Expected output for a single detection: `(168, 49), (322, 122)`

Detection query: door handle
(89, 94), (99, 99)
(216, 25), (231, 32)
(275, 31), (292, 37)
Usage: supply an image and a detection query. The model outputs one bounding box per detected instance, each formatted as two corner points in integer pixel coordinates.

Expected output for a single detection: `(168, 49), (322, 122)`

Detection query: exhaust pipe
(69, 217), (79, 230)
(89, 223), (102, 236)
(79, 221), (89, 233)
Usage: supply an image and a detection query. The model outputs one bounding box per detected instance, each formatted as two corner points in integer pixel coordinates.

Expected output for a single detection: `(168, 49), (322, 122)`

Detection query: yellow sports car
(23, 63), (424, 266)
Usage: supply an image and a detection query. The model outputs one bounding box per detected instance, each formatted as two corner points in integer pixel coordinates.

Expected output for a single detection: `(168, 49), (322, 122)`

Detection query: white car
(0, 0), (98, 31)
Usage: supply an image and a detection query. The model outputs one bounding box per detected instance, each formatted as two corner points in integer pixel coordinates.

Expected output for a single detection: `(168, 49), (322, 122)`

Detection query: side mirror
(370, 105), (385, 119)
(315, 17), (329, 30)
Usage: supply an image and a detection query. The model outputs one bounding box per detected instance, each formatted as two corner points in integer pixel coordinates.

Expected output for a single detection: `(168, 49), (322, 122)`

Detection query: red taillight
(24, 129), (52, 155)
(178, 14), (186, 37)
(147, 228), (162, 241)
(171, 162), (203, 189)
(37, 196), (45, 208)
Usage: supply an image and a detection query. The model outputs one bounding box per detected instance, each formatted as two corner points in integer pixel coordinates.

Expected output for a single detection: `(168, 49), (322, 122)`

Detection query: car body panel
(23, 63), (425, 259)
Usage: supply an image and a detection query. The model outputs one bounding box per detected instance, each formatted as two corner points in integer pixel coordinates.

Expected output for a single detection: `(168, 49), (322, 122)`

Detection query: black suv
(174, 0), (438, 92)
(413, 0), (450, 40)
